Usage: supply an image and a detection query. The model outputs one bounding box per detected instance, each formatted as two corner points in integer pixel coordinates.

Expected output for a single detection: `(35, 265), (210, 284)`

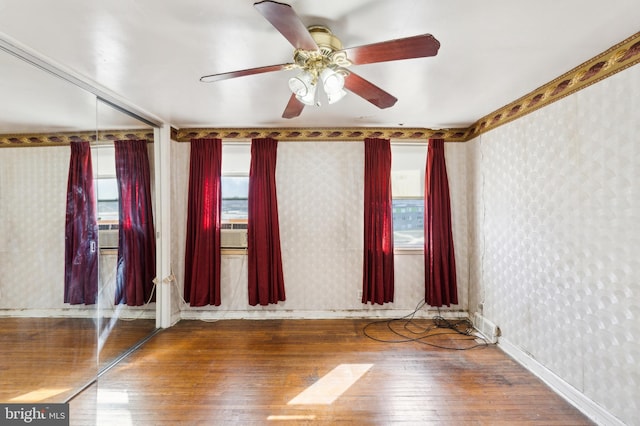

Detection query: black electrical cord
(363, 301), (492, 350)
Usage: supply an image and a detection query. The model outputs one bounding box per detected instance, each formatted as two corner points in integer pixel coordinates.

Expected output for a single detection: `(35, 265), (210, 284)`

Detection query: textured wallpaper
(0, 145), (153, 317)
(444, 142), (470, 311)
(469, 64), (640, 424)
(169, 140), (190, 317)
(0, 147), (71, 310)
(276, 142), (365, 311)
(171, 140), (469, 317)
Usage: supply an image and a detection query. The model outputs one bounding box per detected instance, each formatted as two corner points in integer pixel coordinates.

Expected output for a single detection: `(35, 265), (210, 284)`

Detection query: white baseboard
(0, 308), (96, 318)
(179, 308), (469, 321)
(499, 338), (624, 426)
(1, 307), (466, 322)
(0, 308), (155, 320)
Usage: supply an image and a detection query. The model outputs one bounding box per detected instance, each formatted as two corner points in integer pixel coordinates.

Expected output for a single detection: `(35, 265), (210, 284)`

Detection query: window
(221, 143), (250, 222)
(92, 145), (118, 223)
(221, 175), (249, 221)
(95, 177), (119, 222)
(391, 143), (427, 248)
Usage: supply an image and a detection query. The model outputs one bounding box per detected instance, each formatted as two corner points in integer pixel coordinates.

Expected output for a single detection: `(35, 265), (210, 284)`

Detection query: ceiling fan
(200, 0), (440, 119)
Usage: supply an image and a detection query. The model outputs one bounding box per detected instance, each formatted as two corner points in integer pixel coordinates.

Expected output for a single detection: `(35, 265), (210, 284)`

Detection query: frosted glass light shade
(320, 68), (345, 95)
(327, 88), (347, 104)
(296, 83), (318, 106)
(288, 71), (314, 97)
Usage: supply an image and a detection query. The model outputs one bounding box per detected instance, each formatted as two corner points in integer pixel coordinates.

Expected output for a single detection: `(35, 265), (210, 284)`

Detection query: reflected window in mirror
(96, 177), (118, 221)
(93, 145), (118, 222)
(93, 145), (119, 249)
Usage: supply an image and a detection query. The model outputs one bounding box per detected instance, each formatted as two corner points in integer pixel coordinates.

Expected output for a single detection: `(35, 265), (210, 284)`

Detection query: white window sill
(221, 248), (248, 255)
(394, 247), (424, 255)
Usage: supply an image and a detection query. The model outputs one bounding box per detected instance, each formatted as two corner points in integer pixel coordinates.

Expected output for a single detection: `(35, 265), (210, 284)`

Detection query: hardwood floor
(0, 317), (156, 403)
(0, 317), (96, 403)
(69, 319), (593, 425)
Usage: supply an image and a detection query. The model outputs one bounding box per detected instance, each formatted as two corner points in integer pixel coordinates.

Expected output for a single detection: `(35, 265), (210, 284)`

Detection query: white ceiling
(1, 0), (639, 132)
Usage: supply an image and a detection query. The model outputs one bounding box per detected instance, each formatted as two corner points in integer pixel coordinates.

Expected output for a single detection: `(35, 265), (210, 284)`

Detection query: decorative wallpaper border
(0, 129), (154, 147)
(2, 32), (638, 147)
(174, 127), (469, 142)
(466, 31), (640, 139)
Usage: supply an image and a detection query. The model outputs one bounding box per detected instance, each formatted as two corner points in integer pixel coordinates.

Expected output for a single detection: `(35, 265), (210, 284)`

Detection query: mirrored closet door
(95, 100), (158, 372)
(0, 39), (160, 404)
(0, 47), (99, 403)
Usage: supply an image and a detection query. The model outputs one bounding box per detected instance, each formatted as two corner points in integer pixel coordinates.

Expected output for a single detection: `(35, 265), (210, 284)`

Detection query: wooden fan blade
(254, 0), (318, 50)
(200, 63), (291, 83)
(343, 34), (440, 66)
(343, 72), (397, 109)
(282, 93), (305, 119)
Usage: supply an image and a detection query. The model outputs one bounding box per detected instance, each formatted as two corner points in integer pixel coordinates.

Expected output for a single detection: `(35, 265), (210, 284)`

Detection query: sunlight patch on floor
(10, 388), (71, 402)
(267, 414), (317, 421)
(287, 363), (374, 405)
(97, 388), (133, 426)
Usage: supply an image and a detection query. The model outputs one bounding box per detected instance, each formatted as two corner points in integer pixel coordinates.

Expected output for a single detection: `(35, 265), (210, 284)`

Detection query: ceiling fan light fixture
(320, 68), (345, 95)
(296, 82), (318, 106)
(326, 88), (347, 104)
(201, 2), (441, 119)
(288, 70), (315, 97)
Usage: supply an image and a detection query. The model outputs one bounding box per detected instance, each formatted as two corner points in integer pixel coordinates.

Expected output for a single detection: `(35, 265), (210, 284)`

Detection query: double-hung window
(221, 175), (249, 221)
(221, 142), (250, 222)
(391, 143), (427, 249)
(92, 145), (118, 223)
(220, 142), (250, 249)
(92, 145), (119, 249)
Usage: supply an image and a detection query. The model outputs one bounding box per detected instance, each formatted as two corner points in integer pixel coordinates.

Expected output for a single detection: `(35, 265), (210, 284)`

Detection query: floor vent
(473, 313), (501, 344)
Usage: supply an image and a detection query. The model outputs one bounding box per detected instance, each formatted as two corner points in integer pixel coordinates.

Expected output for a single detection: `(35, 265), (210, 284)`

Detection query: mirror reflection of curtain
(362, 138), (394, 304)
(248, 137), (285, 306)
(64, 141), (98, 305)
(184, 138), (222, 306)
(424, 138), (457, 307)
(114, 139), (156, 306)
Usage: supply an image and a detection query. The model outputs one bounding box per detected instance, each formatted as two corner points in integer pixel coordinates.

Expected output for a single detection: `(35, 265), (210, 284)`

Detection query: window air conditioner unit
(98, 223), (119, 249)
(221, 223), (248, 248)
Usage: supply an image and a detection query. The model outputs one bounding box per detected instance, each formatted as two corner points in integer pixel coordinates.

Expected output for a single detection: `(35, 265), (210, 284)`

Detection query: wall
(0, 145), (154, 318)
(467, 64), (640, 425)
(0, 146), (74, 313)
(170, 140), (469, 319)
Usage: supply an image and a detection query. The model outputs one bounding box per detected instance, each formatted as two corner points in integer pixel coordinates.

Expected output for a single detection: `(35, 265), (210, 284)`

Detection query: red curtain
(363, 138), (394, 304)
(184, 138), (222, 306)
(114, 140), (156, 306)
(247, 138), (285, 306)
(64, 141), (98, 305)
(424, 139), (458, 307)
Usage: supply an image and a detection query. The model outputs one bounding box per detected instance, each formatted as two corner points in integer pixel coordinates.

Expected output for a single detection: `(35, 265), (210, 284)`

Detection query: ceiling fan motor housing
(292, 26), (352, 79)
(308, 25), (343, 52)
